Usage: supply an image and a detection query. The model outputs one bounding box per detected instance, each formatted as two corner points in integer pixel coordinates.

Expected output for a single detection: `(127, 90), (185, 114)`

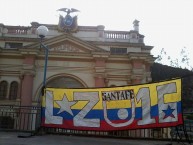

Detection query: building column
(95, 75), (105, 87)
(131, 77), (142, 84)
(20, 74), (34, 106)
(131, 59), (143, 85)
(19, 56), (36, 130)
(20, 56), (35, 106)
(92, 52), (109, 87)
(94, 58), (106, 87)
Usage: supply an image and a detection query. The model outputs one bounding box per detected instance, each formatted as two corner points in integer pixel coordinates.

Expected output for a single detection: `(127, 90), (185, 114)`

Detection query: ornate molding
(92, 52), (110, 60)
(50, 44), (82, 52)
(19, 48), (40, 56)
(20, 70), (35, 77)
(20, 64), (36, 77)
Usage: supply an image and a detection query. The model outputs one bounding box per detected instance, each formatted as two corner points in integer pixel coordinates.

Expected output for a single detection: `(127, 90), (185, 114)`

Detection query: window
(9, 81), (18, 100)
(0, 81), (8, 100)
(47, 77), (85, 88)
(110, 47), (127, 54)
(5, 42), (23, 49)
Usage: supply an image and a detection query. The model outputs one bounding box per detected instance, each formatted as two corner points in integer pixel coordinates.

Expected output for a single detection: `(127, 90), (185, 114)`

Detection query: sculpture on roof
(57, 8), (80, 32)
(58, 8), (80, 15)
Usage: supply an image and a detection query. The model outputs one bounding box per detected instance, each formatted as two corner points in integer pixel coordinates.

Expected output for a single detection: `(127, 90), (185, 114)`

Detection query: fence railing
(0, 105), (41, 132)
(104, 31), (129, 40)
(0, 105), (192, 142)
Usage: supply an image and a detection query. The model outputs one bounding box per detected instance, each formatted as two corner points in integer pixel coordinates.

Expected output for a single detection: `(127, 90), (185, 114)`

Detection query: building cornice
(24, 33), (107, 53)
(0, 36), (37, 42)
(90, 41), (147, 47)
(128, 53), (156, 64)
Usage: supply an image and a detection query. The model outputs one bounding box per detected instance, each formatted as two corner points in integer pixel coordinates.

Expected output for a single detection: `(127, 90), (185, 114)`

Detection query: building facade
(0, 16), (155, 107)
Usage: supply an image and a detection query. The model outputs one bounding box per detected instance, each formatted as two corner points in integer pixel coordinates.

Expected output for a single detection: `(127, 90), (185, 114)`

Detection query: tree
(155, 47), (193, 71)
(154, 48), (193, 113)
(151, 62), (193, 113)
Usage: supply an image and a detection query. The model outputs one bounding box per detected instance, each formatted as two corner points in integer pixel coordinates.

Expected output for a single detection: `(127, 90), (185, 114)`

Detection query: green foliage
(151, 63), (193, 116)
(155, 47), (193, 70)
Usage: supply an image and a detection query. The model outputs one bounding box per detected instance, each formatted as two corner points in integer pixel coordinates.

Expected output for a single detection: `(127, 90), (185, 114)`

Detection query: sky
(1, 0), (193, 68)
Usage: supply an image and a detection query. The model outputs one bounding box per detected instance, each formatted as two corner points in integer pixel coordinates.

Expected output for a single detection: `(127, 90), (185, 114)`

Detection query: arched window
(46, 77), (85, 88)
(0, 81), (8, 100)
(9, 81), (18, 100)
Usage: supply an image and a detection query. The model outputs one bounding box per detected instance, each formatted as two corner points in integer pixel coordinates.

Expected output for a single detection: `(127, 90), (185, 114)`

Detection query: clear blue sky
(1, 0), (193, 67)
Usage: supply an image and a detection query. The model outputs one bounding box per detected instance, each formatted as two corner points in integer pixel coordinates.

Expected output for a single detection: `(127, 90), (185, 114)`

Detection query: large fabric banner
(41, 79), (183, 131)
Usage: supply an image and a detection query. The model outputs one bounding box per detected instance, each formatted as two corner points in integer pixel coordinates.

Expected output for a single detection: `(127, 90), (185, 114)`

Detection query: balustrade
(8, 28), (28, 34)
(0, 26), (31, 35)
(105, 31), (129, 39)
(1, 26), (143, 43)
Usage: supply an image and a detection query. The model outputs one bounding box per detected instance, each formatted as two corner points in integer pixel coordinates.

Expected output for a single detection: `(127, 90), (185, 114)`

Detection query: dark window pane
(5, 42), (23, 49)
(9, 81), (18, 100)
(110, 47), (127, 54)
(0, 81), (8, 100)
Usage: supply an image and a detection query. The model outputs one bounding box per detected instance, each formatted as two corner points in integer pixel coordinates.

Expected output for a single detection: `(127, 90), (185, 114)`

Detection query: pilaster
(129, 52), (153, 84)
(20, 55), (36, 106)
(92, 52), (109, 87)
(131, 59), (144, 85)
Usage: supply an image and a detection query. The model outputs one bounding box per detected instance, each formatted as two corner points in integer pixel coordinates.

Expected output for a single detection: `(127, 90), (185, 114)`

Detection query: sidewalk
(0, 131), (183, 145)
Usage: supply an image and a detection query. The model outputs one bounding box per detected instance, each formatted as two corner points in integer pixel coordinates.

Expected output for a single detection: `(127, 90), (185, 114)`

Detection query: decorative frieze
(50, 44), (82, 52)
(19, 48), (40, 56)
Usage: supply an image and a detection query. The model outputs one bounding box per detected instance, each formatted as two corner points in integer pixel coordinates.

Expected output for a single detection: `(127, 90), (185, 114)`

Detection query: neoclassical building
(0, 15), (155, 107)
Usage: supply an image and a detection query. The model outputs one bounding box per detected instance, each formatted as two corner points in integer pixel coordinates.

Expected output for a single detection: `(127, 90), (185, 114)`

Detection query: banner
(41, 79), (183, 131)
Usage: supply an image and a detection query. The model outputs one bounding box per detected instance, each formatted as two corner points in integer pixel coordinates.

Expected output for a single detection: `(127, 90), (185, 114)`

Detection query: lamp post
(37, 25), (49, 95)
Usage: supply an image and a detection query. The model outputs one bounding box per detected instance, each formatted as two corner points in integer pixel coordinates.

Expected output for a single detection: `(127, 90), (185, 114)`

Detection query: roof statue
(57, 8), (80, 15)
(57, 8), (80, 32)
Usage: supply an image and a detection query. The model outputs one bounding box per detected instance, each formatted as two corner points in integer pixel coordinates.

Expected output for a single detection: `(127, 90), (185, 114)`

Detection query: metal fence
(0, 104), (192, 143)
(0, 105), (41, 132)
(1, 74), (193, 141)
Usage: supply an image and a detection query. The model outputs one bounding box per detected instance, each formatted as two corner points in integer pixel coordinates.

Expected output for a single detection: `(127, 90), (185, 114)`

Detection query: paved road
(0, 131), (183, 145)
